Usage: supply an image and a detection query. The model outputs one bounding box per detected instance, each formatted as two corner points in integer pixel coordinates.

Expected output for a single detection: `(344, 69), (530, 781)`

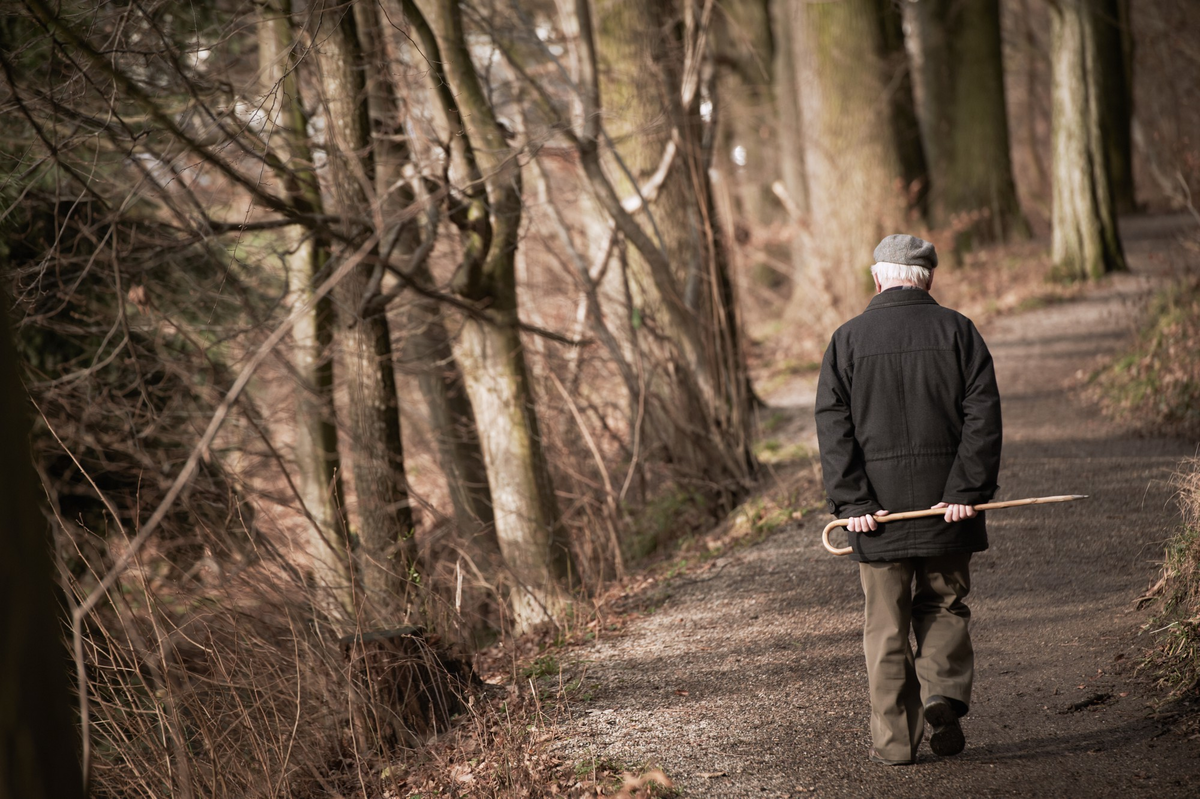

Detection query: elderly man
(815, 234), (1002, 765)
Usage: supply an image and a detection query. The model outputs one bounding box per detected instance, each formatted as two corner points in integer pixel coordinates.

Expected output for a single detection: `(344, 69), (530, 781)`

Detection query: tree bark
(0, 287), (84, 797)
(909, 0), (1027, 247)
(409, 0), (575, 631)
(592, 0), (756, 488)
(361, 0), (501, 611)
(1094, 0), (1136, 213)
(772, 0), (808, 219)
(1049, 0), (1127, 280)
(257, 0), (353, 614)
(712, 0), (775, 226)
(312, 0), (417, 611)
(789, 0), (927, 329)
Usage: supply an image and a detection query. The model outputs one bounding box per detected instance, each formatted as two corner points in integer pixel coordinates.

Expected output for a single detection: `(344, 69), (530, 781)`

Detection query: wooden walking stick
(820, 495), (1089, 556)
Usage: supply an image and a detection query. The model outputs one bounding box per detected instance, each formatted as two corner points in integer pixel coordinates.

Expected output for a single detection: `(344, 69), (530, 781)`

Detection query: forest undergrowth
(1105, 244), (1200, 713)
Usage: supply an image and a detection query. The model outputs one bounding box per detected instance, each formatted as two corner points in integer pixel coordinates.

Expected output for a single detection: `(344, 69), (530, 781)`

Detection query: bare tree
(712, 0), (776, 227)
(407, 0), (576, 631)
(1048, 0), (1127, 279)
(550, 0), (757, 496)
(785, 0), (927, 328)
(257, 0), (353, 613)
(1094, 0), (1136, 213)
(909, 0), (1028, 247)
(311, 0), (417, 611)
(0, 286), (84, 797)
(361, 0), (503, 638)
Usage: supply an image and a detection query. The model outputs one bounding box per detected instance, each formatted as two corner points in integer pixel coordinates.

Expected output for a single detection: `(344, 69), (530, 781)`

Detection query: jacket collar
(865, 287), (940, 311)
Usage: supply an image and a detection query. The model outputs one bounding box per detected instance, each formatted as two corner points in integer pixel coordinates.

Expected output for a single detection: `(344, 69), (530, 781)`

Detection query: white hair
(871, 261), (932, 289)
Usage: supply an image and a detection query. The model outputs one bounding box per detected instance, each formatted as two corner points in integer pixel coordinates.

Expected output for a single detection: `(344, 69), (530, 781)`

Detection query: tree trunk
(312, 0), (417, 612)
(1094, 0), (1136, 213)
(361, 0), (502, 631)
(772, 0), (808, 220)
(789, 0), (927, 329)
(910, 0), (1027, 248)
(257, 0), (353, 615)
(410, 0), (575, 631)
(0, 288), (84, 797)
(1049, 0), (1127, 280)
(713, 0), (776, 227)
(593, 0), (756, 488)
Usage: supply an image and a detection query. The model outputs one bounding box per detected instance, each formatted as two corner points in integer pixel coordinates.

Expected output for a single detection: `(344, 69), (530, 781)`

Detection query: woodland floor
(544, 214), (1200, 798)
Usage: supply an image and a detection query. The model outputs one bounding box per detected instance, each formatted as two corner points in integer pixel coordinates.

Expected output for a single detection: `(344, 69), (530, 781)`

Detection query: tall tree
(311, 0), (417, 610)
(589, 0), (757, 489)
(1048, 0), (1127, 279)
(909, 0), (1028, 247)
(0, 286), (85, 797)
(407, 0), (575, 631)
(788, 0), (927, 328)
(771, 0), (808, 220)
(712, 0), (775, 226)
(362, 0), (502, 637)
(1094, 0), (1136, 213)
(257, 0), (353, 613)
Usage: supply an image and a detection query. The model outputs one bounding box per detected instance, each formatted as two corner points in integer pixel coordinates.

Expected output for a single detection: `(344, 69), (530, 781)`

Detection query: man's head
(871, 234), (937, 293)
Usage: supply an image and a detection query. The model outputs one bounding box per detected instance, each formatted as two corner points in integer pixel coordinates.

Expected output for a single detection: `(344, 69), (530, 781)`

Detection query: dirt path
(550, 216), (1200, 798)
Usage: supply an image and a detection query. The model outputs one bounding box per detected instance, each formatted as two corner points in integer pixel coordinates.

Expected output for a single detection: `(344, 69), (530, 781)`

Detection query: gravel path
(551, 217), (1200, 798)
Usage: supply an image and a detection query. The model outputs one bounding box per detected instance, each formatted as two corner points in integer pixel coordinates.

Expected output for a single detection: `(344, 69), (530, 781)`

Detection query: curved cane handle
(819, 495), (1089, 556)
(822, 519), (854, 556)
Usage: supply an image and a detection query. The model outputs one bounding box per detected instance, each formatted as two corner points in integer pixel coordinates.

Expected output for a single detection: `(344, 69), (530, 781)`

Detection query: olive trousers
(858, 552), (974, 762)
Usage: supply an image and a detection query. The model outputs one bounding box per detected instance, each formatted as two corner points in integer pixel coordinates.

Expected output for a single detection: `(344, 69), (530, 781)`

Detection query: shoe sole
(925, 700), (965, 756)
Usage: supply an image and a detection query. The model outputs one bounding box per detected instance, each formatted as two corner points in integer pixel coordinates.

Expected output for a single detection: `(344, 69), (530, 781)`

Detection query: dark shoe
(924, 696), (965, 757)
(868, 748), (914, 766)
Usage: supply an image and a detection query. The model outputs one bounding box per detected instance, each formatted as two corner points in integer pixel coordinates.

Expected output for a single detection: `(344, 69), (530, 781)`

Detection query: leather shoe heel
(924, 696), (965, 757)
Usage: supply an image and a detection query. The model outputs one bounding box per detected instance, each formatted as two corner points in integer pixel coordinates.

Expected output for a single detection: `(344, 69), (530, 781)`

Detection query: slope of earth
(549, 215), (1200, 798)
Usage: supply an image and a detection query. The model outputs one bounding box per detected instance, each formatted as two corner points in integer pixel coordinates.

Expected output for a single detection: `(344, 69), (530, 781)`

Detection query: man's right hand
(847, 509), (889, 533)
(932, 501), (977, 523)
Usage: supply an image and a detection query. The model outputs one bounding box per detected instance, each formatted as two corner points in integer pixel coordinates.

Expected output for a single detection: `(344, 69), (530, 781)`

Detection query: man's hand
(847, 509), (889, 533)
(933, 501), (977, 523)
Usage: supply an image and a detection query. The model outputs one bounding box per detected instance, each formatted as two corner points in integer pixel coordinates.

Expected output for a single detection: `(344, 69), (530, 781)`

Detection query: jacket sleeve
(815, 339), (881, 518)
(941, 323), (1003, 504)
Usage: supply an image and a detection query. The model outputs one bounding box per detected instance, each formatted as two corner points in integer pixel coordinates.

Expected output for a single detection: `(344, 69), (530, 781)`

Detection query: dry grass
(1141, 459), (1200, 698)
(1093, 277), (1200, 440)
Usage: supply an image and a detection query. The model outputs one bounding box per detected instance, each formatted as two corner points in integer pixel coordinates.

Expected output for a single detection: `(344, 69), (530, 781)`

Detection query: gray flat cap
(873, 234), (938, 269)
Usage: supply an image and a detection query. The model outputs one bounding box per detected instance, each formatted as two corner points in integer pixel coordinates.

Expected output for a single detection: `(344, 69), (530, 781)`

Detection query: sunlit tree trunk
(909, 0), (1028, 247)
(593, 0), (756, 489)
(788, 0), (926, 329)
(312, 0), (416, 611)
(713, 0), (775, 227)
(257, 0), (353, 614)
(359, 0), (501, 610)
(1049, 0), (1127, 280)
(409, 0), (575, 631)
(0, 288), (84, 797)
(772, 0), (808, 220)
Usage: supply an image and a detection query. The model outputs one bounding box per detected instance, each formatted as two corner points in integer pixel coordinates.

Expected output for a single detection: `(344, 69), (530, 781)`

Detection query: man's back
(815, 288), (1002, 562)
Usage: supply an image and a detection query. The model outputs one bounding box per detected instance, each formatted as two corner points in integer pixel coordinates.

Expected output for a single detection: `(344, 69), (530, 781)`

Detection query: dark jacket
(815, 288), (1002, 562)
